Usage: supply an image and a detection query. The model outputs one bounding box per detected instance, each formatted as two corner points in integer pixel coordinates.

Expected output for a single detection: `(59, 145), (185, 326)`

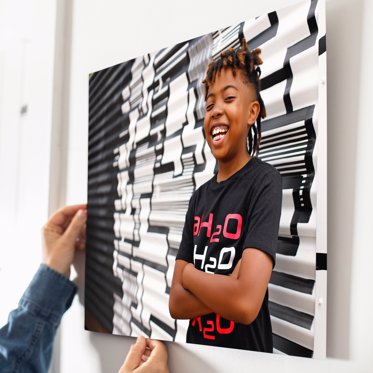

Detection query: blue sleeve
(0, 264), (77, 373)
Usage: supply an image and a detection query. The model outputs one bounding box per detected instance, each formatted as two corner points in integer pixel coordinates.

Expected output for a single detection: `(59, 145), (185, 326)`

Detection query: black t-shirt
(176, 157), (282, 351)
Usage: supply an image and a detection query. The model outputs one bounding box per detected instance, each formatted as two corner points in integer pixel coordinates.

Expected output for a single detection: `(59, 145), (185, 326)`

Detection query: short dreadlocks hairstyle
(203, 37), (266, 156)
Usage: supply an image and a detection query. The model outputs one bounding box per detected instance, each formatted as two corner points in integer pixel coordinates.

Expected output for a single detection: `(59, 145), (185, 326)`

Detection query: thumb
(121, 336), (147, 371)
(63, 209), (86, 243)
(146, 339), (168, 365)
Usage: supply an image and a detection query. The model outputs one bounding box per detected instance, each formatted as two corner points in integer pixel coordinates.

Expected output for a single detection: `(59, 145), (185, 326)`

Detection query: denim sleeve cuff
(18, 264), (77, 327)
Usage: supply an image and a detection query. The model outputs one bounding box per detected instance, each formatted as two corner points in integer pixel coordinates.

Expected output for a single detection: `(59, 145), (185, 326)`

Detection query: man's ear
(247, 100), (260, 126)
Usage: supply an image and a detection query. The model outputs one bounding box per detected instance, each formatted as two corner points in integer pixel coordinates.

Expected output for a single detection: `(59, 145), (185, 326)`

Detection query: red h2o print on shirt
(193, 213), (243, 242)
(190, 214), (240, 338)
(191, 314), (235, 340)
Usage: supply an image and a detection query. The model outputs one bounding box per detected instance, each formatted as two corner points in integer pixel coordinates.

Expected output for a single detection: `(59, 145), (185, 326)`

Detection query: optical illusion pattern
(86, 0), (326, 358)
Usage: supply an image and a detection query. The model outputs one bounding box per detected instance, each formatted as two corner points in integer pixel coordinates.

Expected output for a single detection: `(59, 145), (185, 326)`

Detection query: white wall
(0, 0), (59, 325)
(1, 0), (372, 372)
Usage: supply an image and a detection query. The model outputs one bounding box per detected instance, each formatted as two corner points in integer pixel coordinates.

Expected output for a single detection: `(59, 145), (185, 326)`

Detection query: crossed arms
(168, 248), (272, 325)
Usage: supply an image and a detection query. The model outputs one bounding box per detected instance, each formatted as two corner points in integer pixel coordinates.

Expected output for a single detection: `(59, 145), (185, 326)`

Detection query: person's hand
(42, 204), (87, 278)
(118, 336), (169, 373)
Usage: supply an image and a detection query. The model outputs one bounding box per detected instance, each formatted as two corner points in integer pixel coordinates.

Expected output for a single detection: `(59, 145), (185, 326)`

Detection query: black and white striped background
(86, 0), (326, 358)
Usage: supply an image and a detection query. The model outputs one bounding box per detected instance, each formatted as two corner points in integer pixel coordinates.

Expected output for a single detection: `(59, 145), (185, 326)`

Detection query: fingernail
(77, 209), (86, 219)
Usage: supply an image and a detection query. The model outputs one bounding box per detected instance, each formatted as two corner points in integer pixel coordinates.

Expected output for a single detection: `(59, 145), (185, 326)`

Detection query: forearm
(169, 259), (212, 319)
(0, 265), (76, 373)
(169, 283), (212, 319)
(182, 264), (256, 324)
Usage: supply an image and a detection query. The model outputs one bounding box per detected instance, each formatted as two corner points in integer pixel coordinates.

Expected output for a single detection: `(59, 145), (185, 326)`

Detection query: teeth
(211, 125), (228, 142)
(212, 126), (228, 137)
(214, 134), (225, 141)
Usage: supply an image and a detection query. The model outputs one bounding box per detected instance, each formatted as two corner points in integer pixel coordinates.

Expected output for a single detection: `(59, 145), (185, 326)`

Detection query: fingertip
(153, 339), (168, 355)
(131, 335), (146, 351)
(147, 338), (166, 353)
(77, 209), (87, 221)
(148, 338), (160, 346)
(73, 210), (87, 229)
(77, 241), (86, 251)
